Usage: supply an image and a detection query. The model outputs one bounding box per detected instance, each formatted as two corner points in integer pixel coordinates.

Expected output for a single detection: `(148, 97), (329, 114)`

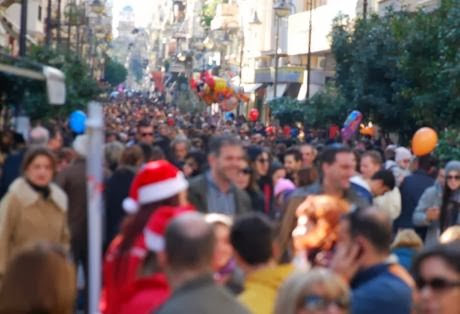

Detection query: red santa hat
(144, 206), (193, 252)
(122, 160), (189, 214)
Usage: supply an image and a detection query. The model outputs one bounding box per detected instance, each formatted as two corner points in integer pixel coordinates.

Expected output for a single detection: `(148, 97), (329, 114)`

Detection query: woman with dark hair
(104, 145), (144, 249)
(412, 241), (460, 314)
(0, 146), (69, 280)
(101, 160), (191, 314)
(439, 161), (460, 233)
(182, 150), (207, 178)
(0, 242), (76, 314)
(246, 145), (273, 215)
(233, 155), (265, 213)
(413, 161), (460, 245)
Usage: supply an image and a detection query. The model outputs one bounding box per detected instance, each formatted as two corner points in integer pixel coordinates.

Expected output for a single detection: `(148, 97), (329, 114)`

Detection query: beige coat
(0, 177), (70, 279)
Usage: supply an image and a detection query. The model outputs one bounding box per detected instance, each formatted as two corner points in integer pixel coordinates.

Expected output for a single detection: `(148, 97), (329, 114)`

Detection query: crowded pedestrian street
(0, 0), (459, 314)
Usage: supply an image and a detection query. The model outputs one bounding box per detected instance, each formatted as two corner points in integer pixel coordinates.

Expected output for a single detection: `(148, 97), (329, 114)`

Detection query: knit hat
(274, 178), (296, 197)
(445, 160), (460, 174)
(395, 147), (412, 162)
(73, 134), (89, 157)
(122, 160), (189, 214)
(144, 206), (193, 252)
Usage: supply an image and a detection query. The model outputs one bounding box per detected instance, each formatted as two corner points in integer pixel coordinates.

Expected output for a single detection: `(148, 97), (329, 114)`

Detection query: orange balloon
(412, 127), (438, 156)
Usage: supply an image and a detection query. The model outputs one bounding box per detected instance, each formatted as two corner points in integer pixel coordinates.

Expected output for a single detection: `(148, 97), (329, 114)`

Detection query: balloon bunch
(341, 110), (363, 141)
(189, 71), (250, 111)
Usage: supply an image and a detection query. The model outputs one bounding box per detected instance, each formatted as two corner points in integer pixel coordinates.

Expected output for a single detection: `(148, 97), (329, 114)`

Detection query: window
(305, 0), (327, 10)
(38, 5), (42, 21)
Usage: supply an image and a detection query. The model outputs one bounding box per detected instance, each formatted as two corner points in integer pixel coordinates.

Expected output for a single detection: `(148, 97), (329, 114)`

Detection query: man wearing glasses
(135, 120), (155, 146)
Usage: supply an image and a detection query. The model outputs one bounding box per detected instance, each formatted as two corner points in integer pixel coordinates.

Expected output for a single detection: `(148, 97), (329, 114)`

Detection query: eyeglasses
(257, 158), (269, 164)
(416, 277), (460, 292)
(239, 168), (252, 175)
(141, 132), (153, 137)
(303, 295), (349, 311)
(447, 175), (460, 181)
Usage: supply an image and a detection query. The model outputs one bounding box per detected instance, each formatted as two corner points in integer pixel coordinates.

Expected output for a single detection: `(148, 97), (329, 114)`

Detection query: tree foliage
(104, 58), (127, 87)
(23, 45), (100, 120)
(200, 0), (223, 28)
(330, 0), (460, 141)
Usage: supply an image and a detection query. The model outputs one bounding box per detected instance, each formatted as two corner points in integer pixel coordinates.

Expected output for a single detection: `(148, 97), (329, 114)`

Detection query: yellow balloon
(214, 77), (227, 92)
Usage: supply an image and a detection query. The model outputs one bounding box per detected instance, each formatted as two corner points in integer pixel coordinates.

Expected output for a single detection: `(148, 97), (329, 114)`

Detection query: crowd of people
(0, 99), (458, 314)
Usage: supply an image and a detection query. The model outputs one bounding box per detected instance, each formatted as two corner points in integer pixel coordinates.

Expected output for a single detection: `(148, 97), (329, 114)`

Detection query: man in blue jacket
(331, 208), (414, 314)
(394, 154), (437, 239)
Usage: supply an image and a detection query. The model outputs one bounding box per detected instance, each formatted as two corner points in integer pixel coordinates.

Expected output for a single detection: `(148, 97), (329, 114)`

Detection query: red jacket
(101, 235), (147, 314)
(119, 274), (170, 314)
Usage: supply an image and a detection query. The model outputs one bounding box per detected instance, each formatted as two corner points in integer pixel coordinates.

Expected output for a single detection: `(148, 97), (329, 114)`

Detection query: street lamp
(273, 0), (292, 102)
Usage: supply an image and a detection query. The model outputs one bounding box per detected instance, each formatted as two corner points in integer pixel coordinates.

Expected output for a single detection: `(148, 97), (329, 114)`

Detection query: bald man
(157, 213), (249, 314)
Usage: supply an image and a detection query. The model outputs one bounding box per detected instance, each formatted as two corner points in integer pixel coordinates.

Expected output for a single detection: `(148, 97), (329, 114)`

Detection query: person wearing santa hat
(100, 160), (192, 314)
(117, 206), (192, 314)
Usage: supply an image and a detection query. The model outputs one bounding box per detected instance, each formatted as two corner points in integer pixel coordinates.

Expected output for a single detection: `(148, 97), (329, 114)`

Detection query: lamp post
(306, 0), (314, 99)
(18, 0), (28, 56)
(45, 0), (52, 46)
(273, 0), (291, 102)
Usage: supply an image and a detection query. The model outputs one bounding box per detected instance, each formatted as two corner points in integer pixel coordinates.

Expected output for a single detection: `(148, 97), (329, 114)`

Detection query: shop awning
(242, 83), (263, 93)
(265, 84), (288, 102)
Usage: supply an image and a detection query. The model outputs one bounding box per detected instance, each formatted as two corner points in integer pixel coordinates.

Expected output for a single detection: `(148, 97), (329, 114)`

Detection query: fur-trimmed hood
(8, 177), (68, 212)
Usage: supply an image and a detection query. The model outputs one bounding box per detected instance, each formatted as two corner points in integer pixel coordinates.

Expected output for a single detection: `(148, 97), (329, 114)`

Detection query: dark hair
(362, 150), (383, 166)
(346, 208), (392, 253)
(21, 146), (57, 176)
(137, 119), (152, 130)
(116, 196), (180, 278)
(412, 241), (460, 277)
(297, 167), (319, 187)
(371, 170), (396, 190)
(284, 147), (302, 162)
(230, 213), (275, 266)
(246, 145), (264, 162)
(119, 145), (144, 167)
(151, 145), (166, 161)
(165, 213), (215, 271)
(417, 154), (438, 173)
(208, 135), (241, 157)
(319, 144), (352, 167)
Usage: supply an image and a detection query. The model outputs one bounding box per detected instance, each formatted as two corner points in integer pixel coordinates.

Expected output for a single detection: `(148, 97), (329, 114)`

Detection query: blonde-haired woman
(391, 229), (423, 271)
(275, 268), (350, 314)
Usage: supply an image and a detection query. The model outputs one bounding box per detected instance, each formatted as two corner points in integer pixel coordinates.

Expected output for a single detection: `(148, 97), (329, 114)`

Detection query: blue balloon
(224, 112), (234, 121)
(69, 110), (87, 134)
(291, 128), (299, 138)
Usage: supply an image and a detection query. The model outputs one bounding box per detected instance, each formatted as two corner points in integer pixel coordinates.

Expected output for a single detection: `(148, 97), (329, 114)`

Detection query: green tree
(23, 45), (100, 120)
(303, 84), (349, 128)
(330, 0), (460, 141)
(104, 58), (127, 87)
(200, 0), (223, 28)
